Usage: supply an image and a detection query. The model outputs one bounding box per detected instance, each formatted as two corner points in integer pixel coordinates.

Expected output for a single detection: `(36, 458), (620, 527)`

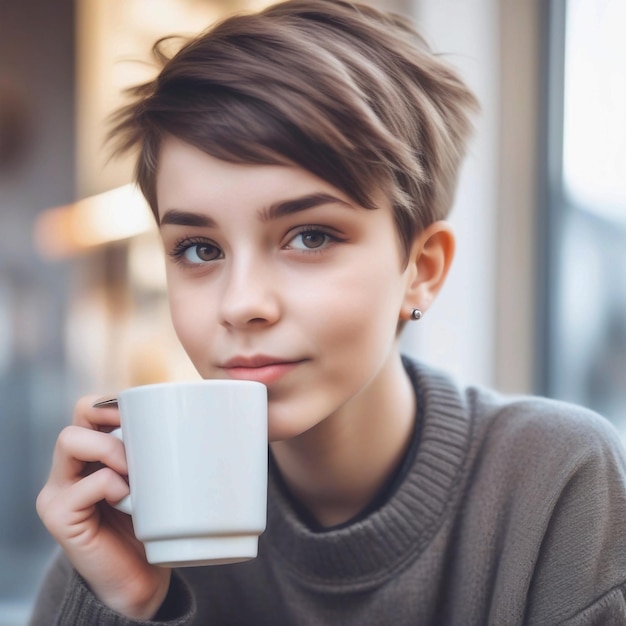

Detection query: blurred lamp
(34, 184), (155, 258)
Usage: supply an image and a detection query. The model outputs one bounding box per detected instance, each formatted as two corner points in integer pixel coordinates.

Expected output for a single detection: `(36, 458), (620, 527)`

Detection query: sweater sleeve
(525, 409), (626, 625)
(560, 587), (626, 626)
(28, 552), (196, 626)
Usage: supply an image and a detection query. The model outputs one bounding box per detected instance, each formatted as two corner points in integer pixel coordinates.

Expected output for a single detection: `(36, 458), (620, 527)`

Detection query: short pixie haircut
(110, 0), (479, 258)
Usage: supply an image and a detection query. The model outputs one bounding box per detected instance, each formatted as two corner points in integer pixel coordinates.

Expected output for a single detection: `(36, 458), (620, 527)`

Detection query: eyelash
(169, 236), (221, 265)
(168, 226), (344, 267)
(287, 226), (344, 252)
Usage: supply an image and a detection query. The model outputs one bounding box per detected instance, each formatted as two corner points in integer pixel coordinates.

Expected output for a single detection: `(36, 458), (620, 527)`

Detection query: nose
(218, 254), (281, 329)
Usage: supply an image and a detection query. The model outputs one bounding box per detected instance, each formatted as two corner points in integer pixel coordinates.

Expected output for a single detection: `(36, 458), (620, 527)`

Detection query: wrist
(90, 570), (172, 621)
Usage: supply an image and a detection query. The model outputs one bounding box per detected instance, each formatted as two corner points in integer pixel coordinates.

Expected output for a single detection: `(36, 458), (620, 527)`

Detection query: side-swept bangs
(110, 0), (479, 258)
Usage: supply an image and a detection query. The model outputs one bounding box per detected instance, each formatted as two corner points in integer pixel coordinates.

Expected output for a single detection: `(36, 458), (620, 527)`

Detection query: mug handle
(109, 427), (133, 515)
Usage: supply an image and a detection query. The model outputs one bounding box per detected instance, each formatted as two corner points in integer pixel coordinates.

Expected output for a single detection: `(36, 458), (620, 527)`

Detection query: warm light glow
(35, 184), (155, 258)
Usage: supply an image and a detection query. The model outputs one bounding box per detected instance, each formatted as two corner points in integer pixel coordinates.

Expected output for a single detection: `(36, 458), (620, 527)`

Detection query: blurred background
(0, 0), (624, 622)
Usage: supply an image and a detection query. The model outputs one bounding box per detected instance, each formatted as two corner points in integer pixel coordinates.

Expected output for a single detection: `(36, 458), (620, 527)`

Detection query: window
(544, 0), (626, 438)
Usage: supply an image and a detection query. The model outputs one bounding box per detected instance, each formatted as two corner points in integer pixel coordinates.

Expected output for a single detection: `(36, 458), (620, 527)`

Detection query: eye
(170, 238), (223, 265)
(184, 244), (221, 263)
(287, 228), (335, 251)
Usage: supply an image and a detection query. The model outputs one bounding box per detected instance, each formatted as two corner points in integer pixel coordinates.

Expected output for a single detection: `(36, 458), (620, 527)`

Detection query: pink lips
(221, 355), (303, 385)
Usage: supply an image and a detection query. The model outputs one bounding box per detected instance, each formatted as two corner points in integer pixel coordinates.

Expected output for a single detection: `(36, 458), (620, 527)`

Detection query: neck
(270, 351), (416, 528)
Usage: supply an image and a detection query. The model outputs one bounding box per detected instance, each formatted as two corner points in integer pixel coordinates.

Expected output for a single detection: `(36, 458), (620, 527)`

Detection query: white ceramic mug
(110, 380), (267, 568)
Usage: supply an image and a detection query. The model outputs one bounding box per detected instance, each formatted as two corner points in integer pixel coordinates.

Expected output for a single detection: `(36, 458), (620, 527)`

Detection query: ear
(400, 221), (455, 321)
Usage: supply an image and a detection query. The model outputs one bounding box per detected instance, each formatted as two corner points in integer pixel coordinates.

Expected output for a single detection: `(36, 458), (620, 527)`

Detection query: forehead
(155, 136), (390, 217)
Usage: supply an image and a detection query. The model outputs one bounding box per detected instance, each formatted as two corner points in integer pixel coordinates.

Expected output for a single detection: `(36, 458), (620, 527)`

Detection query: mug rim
(118, 379), (266, 399)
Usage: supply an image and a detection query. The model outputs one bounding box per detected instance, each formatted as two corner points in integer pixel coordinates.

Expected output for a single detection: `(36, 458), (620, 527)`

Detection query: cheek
(295, 262), (404, 347)
(167, 287), (210, 362)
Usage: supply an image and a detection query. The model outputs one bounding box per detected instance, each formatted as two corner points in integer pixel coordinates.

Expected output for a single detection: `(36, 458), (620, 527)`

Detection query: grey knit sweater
(29, 360), (626, 625)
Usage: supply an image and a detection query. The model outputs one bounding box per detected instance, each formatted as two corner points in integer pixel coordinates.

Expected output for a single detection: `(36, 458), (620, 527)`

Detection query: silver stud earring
(410, 308), (423, 321)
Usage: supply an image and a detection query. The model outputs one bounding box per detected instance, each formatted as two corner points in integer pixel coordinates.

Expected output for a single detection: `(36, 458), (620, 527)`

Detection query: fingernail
(92, 397), (118, 409)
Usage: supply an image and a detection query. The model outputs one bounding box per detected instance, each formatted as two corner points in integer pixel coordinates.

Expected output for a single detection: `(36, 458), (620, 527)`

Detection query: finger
(49, 426), (128, 485)
(73, 395), (121, 431)
(40, 467), (130, 541)
(69, 467), (130, 511)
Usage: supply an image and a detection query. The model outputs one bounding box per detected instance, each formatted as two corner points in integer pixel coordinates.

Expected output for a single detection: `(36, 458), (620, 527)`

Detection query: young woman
(31, 1), (626, 624)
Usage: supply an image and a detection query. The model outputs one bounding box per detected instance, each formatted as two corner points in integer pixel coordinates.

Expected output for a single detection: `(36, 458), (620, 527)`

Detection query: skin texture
(35, 136), (455, 618)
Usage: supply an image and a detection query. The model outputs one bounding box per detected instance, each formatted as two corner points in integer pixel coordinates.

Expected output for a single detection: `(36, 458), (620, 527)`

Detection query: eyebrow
(159, 192), (353, 228)
(159, 210), (216, 228)
(259, 192), (354, 221)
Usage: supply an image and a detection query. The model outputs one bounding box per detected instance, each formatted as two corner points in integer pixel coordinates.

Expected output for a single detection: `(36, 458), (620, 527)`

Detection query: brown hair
(110, 0), (479, 257)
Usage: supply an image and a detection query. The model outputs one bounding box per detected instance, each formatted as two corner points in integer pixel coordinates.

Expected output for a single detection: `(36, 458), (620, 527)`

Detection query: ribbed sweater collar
(263, 359), (472, 591)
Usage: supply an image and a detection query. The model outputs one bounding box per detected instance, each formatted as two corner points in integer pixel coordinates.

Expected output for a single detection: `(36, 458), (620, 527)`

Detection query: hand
(36, 395), (171, 619)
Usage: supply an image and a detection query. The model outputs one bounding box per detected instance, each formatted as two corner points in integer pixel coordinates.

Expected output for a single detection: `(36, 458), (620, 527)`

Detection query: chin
(267, 421), (311, 444)
(266, 403), (324, 444)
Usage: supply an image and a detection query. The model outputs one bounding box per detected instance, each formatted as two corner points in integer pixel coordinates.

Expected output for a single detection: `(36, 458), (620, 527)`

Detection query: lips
(221, 355), (304, 385)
